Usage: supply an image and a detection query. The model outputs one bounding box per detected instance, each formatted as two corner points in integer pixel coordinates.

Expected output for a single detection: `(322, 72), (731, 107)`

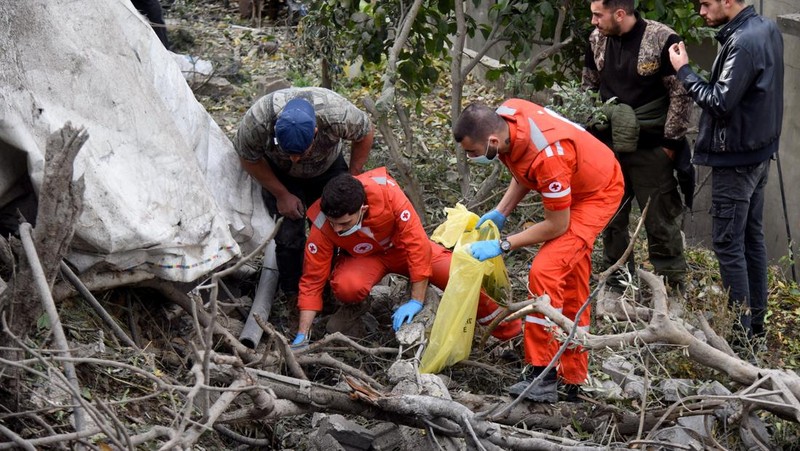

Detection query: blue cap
(275, 98), (316, 154)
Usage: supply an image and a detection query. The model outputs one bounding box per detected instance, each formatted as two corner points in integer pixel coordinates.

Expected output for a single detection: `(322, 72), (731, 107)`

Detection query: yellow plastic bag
(430, 203), (479, 249)
(420, 211), (508, 374)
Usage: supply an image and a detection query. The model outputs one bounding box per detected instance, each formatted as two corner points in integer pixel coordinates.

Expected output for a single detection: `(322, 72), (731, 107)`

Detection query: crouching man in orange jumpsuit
(290, 167), (521, 348)
(454, 101), (624, 402)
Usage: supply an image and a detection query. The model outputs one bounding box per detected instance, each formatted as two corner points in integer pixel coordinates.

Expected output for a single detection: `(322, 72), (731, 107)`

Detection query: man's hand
(392, 299), (423, 331)
(668, 42), (689, 72)
(662, 147), (676, 161)
(277, 193), (305, 219)
(470, 240), (502, 261)
(290, 332), (309, 350)
(476, 209), (506, 231)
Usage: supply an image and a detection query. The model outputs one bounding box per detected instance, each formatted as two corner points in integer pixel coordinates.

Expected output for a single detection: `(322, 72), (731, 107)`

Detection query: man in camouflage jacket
(235, 87), (374, 297)
(582, 0), (692, 291)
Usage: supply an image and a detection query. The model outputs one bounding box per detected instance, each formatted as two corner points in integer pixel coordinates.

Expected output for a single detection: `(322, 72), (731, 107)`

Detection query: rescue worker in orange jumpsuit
(453, 101), (624, 402)
(290, 167), (521, 348)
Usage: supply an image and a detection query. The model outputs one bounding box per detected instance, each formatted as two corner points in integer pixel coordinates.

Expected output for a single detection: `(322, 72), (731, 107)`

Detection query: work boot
(326, 300), (371, 337)
(560, 383), (582, 402)
(507, 366), (558, 403)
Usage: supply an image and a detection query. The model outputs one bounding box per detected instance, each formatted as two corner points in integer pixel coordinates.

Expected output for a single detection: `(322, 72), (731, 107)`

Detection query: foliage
(546, 79), (613, 128)
(297, 0), (453, 97)
(637, 0), (713, 43)
(295, 0), (712, 104)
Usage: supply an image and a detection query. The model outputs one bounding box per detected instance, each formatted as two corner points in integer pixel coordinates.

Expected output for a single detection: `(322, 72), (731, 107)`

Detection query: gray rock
(658, 378), (695, 402)
(252, 75), (291, 97)
(677, 415), (711, 439)
(313, 414), (374, 451)
(419, 373), (451, 400)
(601, 354), (635, 386)
(621, 375), (645, 399)
(651, 426), (703, 450)
(193, 76), (234, 98)
(370, 423), (403, 451)
(697, 380), (732, 397)
(387, 360), (416, 385)
(599, 380), (624, 400)
(391, 379), (421, 396)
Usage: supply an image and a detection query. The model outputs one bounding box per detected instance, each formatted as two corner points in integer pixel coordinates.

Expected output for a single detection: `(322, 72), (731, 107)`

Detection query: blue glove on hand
(470, 240), (502, 262)
(290, 333), (308, 350)
(392, 299), (424, 331)
(476, 209), (506, 231)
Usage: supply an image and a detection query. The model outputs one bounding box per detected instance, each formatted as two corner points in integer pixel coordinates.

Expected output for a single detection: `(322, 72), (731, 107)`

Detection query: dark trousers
(263, 154), (349, 295)
(603, 146), (687, 286)
(131, 0), (170, 49)
(711, 159), (770, 338)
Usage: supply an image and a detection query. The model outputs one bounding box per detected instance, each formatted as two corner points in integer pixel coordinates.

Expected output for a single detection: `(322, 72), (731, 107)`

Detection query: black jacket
(677, 6), (783, 167)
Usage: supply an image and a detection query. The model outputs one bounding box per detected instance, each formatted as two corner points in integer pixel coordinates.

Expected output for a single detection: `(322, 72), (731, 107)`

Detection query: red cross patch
(400, 210), (411, 222)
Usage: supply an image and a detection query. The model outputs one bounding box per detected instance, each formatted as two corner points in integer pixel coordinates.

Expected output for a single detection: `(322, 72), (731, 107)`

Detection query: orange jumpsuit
(298, 167), (521, 340)
(496, 100), (624, 384)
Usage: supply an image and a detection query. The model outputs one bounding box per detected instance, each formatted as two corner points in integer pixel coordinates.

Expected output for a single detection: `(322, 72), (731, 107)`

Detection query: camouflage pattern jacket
(581, 17), (691, 148)
(234, 87), (372, 178)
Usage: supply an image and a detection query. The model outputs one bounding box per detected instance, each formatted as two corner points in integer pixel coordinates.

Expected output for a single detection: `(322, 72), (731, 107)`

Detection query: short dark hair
(593, 0), (634, 14)
(453, 103), (506, 144)
(321, 174), (366, 218)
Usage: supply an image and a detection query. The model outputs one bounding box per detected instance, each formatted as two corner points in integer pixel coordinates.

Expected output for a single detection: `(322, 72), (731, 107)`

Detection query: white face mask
(468, 154), (497, 165)
(336, 208), (365, 236)
(467, 140), (498, 165)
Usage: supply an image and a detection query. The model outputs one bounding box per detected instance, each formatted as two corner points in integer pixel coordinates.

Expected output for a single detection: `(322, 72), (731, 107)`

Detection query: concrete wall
(684, 1), (800, 282)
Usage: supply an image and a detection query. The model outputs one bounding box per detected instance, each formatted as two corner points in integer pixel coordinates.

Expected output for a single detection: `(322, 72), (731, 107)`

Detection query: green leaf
(37, 313), (50, 331)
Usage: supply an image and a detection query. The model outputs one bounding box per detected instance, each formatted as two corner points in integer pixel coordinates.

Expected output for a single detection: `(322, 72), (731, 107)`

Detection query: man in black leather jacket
(668, 0), (784, 349)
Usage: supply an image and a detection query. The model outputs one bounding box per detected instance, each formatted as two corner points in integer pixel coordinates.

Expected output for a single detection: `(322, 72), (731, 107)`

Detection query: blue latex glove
(470, 240), (502, 262)
(476, 209), (506, 231)
(290, 333), (308, 350)
(392, 299), (424, 331)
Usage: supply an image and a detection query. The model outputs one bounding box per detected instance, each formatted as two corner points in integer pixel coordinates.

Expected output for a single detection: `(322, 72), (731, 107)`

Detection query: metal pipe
(239, 240), (279, 348)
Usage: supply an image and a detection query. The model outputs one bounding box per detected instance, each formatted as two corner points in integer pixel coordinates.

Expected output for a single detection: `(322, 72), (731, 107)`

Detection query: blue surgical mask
(336, 208), (365, 236)
(468, 141), (499, 165)
(468, 154), (497, 165)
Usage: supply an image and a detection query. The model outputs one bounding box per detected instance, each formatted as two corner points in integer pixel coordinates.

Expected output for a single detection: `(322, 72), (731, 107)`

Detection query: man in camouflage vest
(235, 87), (374, 298)
(582, 0), (692, 292)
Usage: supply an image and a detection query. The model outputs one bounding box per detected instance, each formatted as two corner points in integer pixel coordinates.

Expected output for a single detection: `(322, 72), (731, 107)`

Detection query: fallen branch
(60, 261), (139, 350)
(18, 223), (85, 434)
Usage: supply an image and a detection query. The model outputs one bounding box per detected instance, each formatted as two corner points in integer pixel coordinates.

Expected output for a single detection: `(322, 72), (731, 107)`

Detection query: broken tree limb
(52, 269), (156, 301)
(59, 261), (139, 350)
(32, 123), (88, 284)
(18, 223), (85, 434)
(1, 123), (87, 347)
(514, 269), (800, 421)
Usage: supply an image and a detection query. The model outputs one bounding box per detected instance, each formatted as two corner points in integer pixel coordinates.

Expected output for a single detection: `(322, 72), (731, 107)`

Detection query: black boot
(507, 366), (558, 403)
(560, 383), (582, 402)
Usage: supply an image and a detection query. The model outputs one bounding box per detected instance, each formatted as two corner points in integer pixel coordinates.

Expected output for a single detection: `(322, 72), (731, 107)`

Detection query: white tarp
(0, 0), (272, 282)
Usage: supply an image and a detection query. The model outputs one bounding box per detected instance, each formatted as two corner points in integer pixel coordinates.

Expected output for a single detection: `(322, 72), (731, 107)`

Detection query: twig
(60, 262), (140, 350)
(304, 331), (399, 355)
(0, 428), (105, 450)
(254, 314), (307, 380)
(297, 352), (384, 391)
(0, 424), (35, 451)
(18, 223), (85, 434)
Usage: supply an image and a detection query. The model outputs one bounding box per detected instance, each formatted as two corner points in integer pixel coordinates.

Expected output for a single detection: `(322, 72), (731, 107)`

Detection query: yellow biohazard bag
(430, 203), (479, 248)
(420, 206), (510, 374)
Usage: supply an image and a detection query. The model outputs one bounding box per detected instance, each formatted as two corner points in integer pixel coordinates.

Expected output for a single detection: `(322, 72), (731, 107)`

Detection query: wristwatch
(499, 238), (512, 253)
